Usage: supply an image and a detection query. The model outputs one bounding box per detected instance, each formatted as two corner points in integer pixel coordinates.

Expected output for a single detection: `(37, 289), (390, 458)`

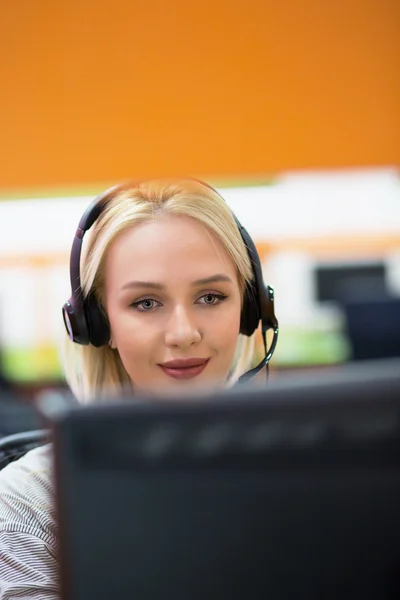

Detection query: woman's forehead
(104, 214), (238, 289)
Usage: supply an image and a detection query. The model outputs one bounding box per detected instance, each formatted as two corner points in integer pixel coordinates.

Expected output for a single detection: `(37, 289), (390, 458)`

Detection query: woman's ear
(109, 337), (116, 350)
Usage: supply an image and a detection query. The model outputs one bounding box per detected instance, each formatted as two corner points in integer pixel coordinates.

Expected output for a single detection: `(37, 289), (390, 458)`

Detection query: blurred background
(0, 0), (399, 402)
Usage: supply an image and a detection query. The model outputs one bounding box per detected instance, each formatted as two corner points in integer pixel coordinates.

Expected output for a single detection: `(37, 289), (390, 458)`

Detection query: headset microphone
(238, 285), (279, 384)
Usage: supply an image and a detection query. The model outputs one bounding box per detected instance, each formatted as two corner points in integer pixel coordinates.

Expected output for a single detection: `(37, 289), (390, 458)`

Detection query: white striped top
(0, 444), (59, 599)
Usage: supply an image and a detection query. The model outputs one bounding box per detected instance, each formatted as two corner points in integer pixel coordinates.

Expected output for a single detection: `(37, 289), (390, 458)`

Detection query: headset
(62, 180), (279, 383)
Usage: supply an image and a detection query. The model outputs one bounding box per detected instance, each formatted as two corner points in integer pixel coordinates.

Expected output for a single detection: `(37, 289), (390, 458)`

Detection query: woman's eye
(131, 299), (160, 312)
(197, 293), (227, 306)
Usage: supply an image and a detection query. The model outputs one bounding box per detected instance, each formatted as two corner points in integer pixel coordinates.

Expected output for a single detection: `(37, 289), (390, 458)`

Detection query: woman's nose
(164, 306), (201, 349)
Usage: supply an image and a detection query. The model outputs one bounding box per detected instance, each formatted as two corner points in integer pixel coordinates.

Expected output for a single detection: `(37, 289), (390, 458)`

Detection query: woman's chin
(139, 374), (226, 400)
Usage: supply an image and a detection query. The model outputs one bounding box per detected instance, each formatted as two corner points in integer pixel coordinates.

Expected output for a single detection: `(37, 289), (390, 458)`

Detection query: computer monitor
(314, 261), (387, 304)
(46, 359), (400, 600)
(343, 297), (400, 361)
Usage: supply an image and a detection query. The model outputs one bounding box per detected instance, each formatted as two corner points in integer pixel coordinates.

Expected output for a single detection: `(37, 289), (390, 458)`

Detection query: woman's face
(104, 214), (242, 395)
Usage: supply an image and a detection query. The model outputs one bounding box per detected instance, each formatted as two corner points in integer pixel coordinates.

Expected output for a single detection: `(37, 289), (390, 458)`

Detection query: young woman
(0, 178), (278, 599)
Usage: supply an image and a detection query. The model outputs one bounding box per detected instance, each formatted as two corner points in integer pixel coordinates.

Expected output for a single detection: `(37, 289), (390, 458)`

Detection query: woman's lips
(159, 358), (210, 380)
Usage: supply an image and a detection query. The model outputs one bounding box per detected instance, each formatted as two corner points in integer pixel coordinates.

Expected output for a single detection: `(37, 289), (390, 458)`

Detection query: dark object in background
(0, 390), (41, 438)
(315, 261), (387, 304)
(0, 371), (11, 391)
(47, 358), (400, 600)
(343, 297), (400, 360)
(314, 261), (400, 362)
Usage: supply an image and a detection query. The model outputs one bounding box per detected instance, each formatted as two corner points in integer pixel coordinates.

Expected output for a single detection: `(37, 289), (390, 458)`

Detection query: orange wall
(1, 0), (399, 189)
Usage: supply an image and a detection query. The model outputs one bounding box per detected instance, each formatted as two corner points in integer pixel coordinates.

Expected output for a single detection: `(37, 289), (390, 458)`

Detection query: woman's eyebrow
(121, 281), (164, 291)
(192, 274), (233, 286)
(120, 274), (233, 291)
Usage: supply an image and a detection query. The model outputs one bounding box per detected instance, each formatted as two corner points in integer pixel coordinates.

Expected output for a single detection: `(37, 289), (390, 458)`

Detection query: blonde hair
(60, 179), (256, 403)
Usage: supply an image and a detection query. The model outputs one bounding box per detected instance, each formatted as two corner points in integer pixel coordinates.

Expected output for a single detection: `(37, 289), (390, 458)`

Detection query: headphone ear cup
(236, 222), (263, 337)
(62, 297), (90, 345)
(240, 282), (261, 336)
(83, 293), (110, 348)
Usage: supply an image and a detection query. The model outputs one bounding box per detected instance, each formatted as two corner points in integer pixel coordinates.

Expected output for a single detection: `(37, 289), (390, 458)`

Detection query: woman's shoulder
(0, 445), (59, 598)
(0, 443), (56, 546)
